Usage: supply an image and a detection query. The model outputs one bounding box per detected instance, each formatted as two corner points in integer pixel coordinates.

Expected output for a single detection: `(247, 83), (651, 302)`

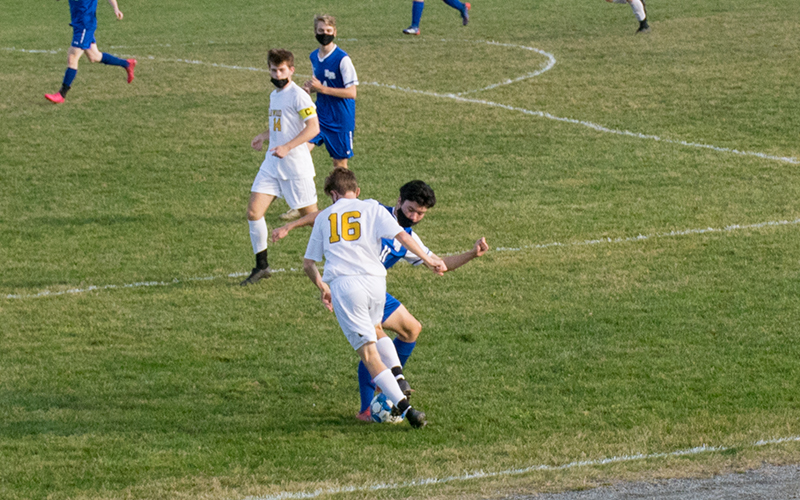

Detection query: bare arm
(303, 259), (332, 311)
(304, 78), (357, 99)
(272, 210), (321, 242)
(395, 231), (447, 275)
(441, 237), (488, 271)
(270, 116), (320, 158)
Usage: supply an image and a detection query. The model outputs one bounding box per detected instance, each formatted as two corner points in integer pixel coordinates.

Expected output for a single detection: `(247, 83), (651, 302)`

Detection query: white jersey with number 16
(304, 198), (404, 283)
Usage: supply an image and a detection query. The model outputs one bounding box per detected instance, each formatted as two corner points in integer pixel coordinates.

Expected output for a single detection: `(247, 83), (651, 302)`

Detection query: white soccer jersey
(261, 81), (317, 180)
(305, 198), (405, 283)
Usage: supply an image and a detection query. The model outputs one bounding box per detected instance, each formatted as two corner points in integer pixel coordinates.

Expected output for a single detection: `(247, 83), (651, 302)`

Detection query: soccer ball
(369, 393), (404, 424)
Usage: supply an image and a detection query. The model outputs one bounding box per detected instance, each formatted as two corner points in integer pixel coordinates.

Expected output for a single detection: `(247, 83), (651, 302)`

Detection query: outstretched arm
(441, 237), (488, 271)
(272, 210), (321, 242)
(395, 231), (447, 275)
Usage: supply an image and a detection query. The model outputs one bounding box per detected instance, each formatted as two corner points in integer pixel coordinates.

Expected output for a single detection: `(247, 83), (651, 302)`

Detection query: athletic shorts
(250, 170), (318, 210)
(310, 127), (354, 161)
(330, 275), (386, 351)
(70, 19), (97, 50)
(382, 292), (402, 323)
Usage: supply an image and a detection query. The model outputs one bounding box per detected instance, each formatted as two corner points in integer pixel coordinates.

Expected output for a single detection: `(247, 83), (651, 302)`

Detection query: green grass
(2, 0), (800, 499)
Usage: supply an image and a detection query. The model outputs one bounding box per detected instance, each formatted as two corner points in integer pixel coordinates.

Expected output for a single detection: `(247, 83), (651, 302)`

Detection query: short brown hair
(267, 48), (294, 68)
(324, 168), (358, 197)
(314, 14), (336, 30)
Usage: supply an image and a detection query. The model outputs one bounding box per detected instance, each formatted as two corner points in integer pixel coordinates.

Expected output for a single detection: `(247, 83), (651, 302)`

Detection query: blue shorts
(310, 127), (354, 160)
(382, 293), (402, 323)
(70, 18), (97, 49)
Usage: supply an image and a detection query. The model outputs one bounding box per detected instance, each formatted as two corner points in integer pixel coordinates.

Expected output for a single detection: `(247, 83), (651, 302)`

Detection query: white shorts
(330, 275), (386, 351)
(251, 170), (318, 210)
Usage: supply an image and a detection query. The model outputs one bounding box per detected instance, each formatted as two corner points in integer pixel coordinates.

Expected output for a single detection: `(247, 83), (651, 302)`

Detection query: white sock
(373, 369), (406, 406)
(376, 337), (402, 372)
(629, 0), (646, 22)
(248, 218), (268, 254)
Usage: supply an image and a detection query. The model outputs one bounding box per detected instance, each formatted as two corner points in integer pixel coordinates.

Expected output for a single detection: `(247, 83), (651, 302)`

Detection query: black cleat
(240, 267), (272, 286)
(397, 379), (413, 397)
(636, 19), (650, 33)
(404, 407), (427, 428)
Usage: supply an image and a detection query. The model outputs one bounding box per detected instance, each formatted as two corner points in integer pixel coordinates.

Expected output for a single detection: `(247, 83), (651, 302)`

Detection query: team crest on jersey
(324, 69), (336, 80)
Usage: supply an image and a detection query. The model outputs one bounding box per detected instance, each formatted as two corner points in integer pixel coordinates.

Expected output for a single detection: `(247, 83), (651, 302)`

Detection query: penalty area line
(243, 435), (800, 500)
(5, 217), (799, 300)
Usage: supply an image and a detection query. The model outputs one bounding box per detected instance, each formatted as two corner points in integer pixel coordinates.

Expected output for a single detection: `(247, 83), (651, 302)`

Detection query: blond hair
(314, 14), (336, 30)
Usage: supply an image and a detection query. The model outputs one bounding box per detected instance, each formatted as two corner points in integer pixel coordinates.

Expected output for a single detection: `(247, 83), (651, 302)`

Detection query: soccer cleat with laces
(402, 26), (420, 35)
(279, 208), (301, 221)
(45, 92), (65, 104)
(356, 409), (372, 422)
(462, 3), (471, 26)
(403, 407), (427, 428)
(239, 267), (272, 286)
(126, 59), (137, 83)
(636, 20), (650, 33)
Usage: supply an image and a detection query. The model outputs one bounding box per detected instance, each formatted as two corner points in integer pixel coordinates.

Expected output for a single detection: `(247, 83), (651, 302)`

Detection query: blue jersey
(378, 204), (430, 269)
(70, 0), (98, 18)
(310, 46), (357, 132)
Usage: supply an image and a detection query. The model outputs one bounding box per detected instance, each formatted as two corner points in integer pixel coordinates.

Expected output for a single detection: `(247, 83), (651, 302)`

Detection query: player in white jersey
(241, 49), (321, 286)
(303, 168), (447, 428)
(607, 0), (650, 33)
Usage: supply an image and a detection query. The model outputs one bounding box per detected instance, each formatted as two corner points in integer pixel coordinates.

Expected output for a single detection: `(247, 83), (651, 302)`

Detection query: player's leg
(87, 43), (137, 82)
(357, 292), (402, 415)
(403, 0), (424, 35)
(627, 0), (650, 33)
(441, 0), (470, 26)
(241, 183), (276, 286)
(384, 304), (422, 364)
(45, 30), (87, 103)
(280, 175), (318, 222)
(375, 324), (412, 395)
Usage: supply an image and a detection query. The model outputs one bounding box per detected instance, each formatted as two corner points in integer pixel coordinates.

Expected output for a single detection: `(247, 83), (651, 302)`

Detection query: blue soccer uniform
(309, 46), (358, 160)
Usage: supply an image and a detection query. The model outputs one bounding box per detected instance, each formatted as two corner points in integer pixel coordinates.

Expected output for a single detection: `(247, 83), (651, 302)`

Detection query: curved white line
(6, 217), (799, 300)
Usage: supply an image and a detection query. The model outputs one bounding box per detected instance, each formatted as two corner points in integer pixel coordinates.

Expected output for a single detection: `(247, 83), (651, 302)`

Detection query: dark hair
(267, 48), (294, 68)
(324, 168), (359, 196)
(399, 180), (436, 208)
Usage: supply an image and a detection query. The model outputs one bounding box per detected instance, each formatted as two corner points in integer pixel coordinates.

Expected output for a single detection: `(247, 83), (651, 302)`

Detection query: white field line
(5, 44), (797, 164)
(242, 435), (800, 500)
(5, 217), (799, 300)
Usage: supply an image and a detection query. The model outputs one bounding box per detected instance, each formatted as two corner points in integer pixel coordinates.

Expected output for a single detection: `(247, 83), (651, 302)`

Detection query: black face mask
(316, 33), (335, 46)
(270, 77), (289, 89)
(395, 205), (418, 228)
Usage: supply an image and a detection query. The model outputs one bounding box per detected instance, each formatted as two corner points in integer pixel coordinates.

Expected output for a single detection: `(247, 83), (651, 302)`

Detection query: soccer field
(2, 1), (800, 499)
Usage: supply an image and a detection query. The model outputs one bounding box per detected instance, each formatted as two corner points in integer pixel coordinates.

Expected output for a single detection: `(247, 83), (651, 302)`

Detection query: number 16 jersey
(305, 198), (404, 283)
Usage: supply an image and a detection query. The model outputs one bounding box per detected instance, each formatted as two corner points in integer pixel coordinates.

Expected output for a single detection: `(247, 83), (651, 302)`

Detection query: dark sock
(358, 361), (376, 412)
(395, 398), (410, 413)
(59, 84), (71, 98)
(101, 52), (129, 68)
(255, 249), (268, 269)
(640, 19), (649, 29)
(391, 366), (405, 380)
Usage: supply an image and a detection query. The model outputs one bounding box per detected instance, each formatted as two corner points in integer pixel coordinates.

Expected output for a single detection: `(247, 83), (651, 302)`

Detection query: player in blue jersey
(402, 0), (471, 36)
(45, 0), (136, 104)
(272, 180), (488, 421)
(304, 15), (358, 170)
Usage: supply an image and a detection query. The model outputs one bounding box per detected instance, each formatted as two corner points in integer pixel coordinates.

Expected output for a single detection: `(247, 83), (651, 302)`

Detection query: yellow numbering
(328, 211), (362, 243)
(273, 117), (281, 132)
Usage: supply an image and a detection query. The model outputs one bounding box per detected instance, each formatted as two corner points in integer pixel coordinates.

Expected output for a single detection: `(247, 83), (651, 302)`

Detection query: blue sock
(358, 361), (376, 413)
(411, 1), (424, 28)
(393, 338), (417, 367)
(442, 0), (466, 12)
(101, 53), (129, 68)
(62, 67), (78, 87)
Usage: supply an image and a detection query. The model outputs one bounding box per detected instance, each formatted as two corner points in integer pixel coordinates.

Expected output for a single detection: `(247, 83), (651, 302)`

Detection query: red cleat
(356, 409), (372, 422)
(462, 3), (471, 26)
(126, 59), (137, 83)
(45, 92), (64, 104)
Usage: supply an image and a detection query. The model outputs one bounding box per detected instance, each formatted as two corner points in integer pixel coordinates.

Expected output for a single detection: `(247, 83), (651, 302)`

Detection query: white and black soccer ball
(369, 393), (404, 424)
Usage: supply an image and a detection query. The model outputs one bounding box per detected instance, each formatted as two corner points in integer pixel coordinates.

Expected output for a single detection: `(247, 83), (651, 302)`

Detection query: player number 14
(328, 211), (362, 243)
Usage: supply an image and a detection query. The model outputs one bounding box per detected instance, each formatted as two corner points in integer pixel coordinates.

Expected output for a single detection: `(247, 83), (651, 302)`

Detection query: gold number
(273, 117), (281, 132)
(328, 211), (361, 244)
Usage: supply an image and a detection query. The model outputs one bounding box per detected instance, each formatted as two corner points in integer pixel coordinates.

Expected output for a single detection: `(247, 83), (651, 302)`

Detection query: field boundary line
(243, 435), (800, 500)
(4, 45), (797, 164)
(5, 217), (799, 300)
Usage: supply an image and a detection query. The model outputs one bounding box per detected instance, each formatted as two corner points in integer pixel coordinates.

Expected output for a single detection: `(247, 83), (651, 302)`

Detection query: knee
(87, 52), (103, 63)
(397, 320), (422, 343)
